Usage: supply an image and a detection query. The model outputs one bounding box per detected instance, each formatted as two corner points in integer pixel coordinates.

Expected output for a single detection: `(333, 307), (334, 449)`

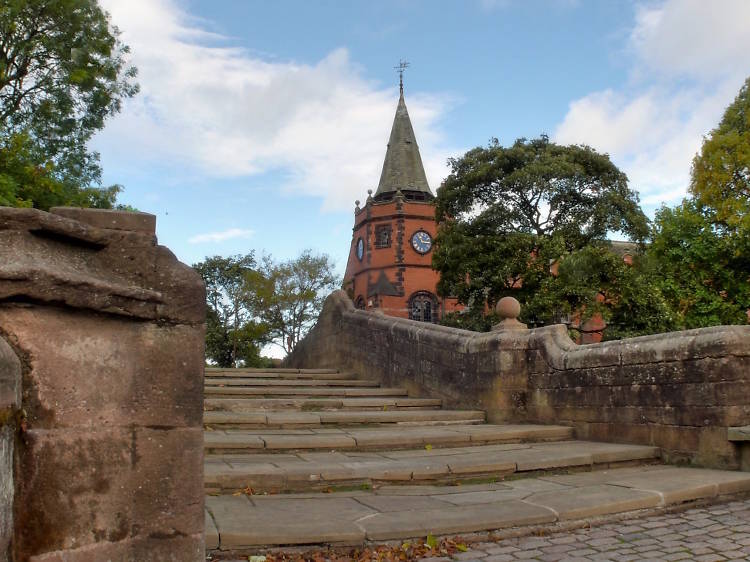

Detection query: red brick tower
(343, 80), (461, 322)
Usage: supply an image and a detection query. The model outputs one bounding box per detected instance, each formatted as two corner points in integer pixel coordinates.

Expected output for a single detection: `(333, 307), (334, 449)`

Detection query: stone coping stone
(728, 426), (750, 441)
(205, 466), (750, 550)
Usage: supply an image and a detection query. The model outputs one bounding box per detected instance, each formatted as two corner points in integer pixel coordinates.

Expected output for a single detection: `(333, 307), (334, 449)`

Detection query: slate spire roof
(374, 88), (433, 200)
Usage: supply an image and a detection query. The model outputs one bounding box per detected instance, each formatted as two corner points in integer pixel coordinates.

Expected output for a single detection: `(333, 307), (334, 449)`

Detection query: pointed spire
(374, 69), (432, 200)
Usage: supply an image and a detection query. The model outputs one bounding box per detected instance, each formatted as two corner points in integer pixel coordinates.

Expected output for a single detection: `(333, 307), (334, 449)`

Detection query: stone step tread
(203, 440), (660, 492)
(203, 424), (574, 453)
(204, 397), (443, 412)
(206, 368), (340, 375)
(203, 409), (485, 428)
(204, 378), (378, 387)
(205, 371), (356, 380)
(204, 387), (409, 397)
(205, 465), (750, 549)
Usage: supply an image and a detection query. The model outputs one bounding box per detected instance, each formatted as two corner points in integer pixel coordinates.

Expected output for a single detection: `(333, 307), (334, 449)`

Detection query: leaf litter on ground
(259, 535), (472, 562)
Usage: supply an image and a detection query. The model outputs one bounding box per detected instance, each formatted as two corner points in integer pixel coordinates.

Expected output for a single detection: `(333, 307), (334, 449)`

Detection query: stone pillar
(1, 336), (21, 562)
(0, 207), (206, 561)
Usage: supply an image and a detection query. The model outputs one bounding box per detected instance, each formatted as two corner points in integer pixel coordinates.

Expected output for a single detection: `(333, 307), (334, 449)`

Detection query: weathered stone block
(50, 206), (156, 234)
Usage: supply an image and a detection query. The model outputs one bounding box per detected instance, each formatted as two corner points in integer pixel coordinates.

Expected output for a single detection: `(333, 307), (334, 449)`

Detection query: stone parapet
(0, 207), (205, 562)
(287, 290), (750, 469)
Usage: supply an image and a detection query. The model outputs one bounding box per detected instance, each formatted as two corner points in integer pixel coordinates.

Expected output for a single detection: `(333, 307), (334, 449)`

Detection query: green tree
(256, 250), (340, 354)
(690, 76), (750, 230)
(0, 0), (138, 209)
(433, 136), (650, 328)
(193, 254), (271, 368)
(532, 245), (678, 340)
(647, 200), (750, 329)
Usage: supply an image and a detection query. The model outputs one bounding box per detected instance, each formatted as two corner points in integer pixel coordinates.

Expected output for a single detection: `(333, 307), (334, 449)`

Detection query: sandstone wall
(1, 336), (21, 562)
(0, 207), (206, 562)
(287, 290), (750, 469)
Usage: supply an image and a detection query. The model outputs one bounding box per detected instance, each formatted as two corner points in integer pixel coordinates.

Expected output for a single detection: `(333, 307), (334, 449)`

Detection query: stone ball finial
(355, 200), (360, 206)
(492, 296), (527, 332)
(367, 189), (373, 195)
(495, 296), (521, 320)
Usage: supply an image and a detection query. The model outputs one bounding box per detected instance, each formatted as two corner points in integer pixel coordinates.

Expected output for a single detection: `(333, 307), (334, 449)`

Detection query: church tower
(343, 67), (461, 322)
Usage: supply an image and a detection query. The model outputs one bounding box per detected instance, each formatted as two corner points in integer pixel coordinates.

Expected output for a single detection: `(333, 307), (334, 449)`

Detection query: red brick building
(343, 86), (461, 322)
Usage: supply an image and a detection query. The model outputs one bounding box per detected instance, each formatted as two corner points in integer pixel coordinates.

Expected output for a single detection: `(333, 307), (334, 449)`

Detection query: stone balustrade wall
(287, 290), (750, 469)
(0, 207), (206, 562)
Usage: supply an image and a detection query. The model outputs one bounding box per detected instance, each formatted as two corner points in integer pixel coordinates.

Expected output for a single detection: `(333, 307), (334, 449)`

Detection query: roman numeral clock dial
(411, 230), (432, 254)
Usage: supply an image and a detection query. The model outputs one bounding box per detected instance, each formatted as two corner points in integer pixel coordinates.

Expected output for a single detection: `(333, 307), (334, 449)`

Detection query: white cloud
(554, 0), (750, 209)
(188, 228), (254, 244)
(96, 0), (455, 211)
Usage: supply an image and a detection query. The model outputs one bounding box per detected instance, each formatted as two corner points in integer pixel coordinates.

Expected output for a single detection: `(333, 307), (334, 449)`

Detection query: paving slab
(357, 500), (556, 540)
(207, 495), (369, 547)
(260, 433), (358, 450)
(354, 494), (452, 512)
(435, 488), (532, 506)
(525, 483), (661, 520)
(205, 510), (219, 549)
(608, 466), (750, 503)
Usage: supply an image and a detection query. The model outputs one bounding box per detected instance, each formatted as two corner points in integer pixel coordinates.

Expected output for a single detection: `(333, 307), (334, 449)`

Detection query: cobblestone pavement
(434, 499), (750, 562)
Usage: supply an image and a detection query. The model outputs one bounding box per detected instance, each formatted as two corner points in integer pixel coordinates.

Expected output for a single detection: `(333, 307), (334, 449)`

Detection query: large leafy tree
(256, 250), (340, 354)
(0, 0), (138, 209)
(193, 254), (272, 368)
(434, 136), (650, 327)
(690, 76), (750, 230)
(648, 200), (750, 329)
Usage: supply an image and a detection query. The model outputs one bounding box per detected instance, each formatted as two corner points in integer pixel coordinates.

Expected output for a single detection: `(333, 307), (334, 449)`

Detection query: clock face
(356, 237), (364, 261)
(411, 230), (433, 254)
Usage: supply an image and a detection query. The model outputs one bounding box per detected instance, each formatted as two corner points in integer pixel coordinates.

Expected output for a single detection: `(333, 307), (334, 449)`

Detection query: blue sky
(94, 0), (750, 274)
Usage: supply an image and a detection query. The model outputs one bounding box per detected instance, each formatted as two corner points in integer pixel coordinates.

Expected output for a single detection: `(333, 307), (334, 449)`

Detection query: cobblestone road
(435, 499), (750, 562)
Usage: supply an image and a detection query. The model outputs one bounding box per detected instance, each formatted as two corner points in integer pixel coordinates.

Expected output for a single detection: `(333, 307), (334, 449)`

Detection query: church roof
(374, 90), (432, 199)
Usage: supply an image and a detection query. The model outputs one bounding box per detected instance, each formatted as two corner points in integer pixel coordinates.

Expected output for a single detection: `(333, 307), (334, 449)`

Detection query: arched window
(354, 296), (366, 310)
(408, 291), (438, 323)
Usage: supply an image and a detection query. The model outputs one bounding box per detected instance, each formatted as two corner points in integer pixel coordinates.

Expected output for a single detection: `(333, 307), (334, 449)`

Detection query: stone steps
(207, 368), (341, 375)
(204, 378), (381, 387)
(204, 386), (409, 398)
(203, 409), (485, 429)
(204, 465), (750, 549)
(203, 397), (444, 412)
(204, 440), (660, 493)
(206, 369), (352, 380)
(203, 424), (574, 454)
(204, 366), (750, 556)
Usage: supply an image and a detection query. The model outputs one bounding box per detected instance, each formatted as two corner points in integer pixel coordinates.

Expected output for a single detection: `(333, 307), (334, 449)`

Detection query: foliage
(647, 200), (750, 329)
(690, 76), (750, 230)
(534, 245), (678, 340)
(440, 307), (499, 332)
(434, 136), (650, 331)
(0, 132), (119, 208)
(256, 250), (340, 354)
(193, 254), (271, 368)
(0, 0), (138, 209)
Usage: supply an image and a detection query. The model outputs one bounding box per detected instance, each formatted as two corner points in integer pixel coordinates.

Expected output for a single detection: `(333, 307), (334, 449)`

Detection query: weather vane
(394, 59), (409, 94)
